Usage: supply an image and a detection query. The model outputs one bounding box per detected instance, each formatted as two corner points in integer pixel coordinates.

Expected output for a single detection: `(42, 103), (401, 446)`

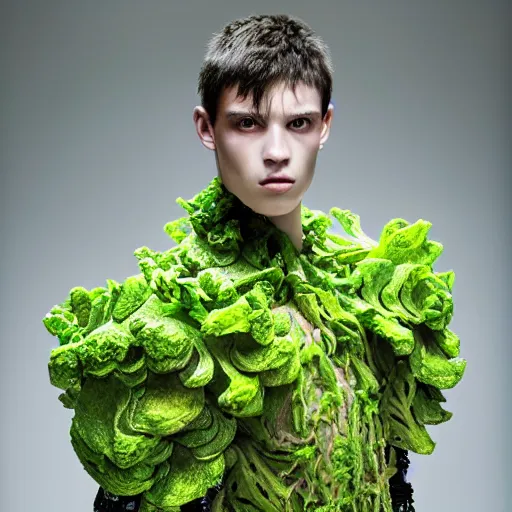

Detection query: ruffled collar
(162, 177), (335, 267)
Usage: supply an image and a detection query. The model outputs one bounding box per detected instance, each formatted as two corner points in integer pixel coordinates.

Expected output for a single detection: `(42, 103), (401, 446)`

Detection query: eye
(238, 117), (257, 130)
(290, 118), (311, 130)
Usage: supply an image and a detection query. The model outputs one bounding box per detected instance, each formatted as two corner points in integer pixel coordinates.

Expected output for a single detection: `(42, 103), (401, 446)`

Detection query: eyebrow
(225, 110), (322, 119)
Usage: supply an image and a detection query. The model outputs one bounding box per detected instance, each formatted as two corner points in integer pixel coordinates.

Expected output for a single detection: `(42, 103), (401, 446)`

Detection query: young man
(193, 14), (334, 253)
(89, 14), (420, 511)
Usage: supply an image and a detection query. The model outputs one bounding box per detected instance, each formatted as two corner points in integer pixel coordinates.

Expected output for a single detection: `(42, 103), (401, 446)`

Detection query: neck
(268, 203), (303, 252)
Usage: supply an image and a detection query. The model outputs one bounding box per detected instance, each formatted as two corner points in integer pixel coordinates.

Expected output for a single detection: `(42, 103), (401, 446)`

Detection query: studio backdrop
(1, 2), (510, 511)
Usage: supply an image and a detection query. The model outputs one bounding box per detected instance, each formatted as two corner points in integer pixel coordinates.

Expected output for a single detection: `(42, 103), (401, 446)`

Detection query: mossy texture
(44, 178), (465, 511)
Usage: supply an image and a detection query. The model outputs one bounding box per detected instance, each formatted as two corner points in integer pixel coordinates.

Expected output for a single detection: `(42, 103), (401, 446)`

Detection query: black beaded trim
(93, 482), (223, 511)
(386, 446), (416, 512)
(93, 488), (141, 511)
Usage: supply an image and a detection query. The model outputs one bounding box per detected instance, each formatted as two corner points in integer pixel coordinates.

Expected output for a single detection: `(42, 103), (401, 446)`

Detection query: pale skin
(193, 81), (334, 252)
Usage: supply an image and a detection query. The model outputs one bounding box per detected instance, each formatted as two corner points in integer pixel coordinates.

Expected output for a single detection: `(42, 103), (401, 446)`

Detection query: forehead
(218, 81), (322, 116)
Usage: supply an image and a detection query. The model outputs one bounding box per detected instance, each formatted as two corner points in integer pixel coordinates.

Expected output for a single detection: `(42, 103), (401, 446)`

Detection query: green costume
(43, 178), (465, 511)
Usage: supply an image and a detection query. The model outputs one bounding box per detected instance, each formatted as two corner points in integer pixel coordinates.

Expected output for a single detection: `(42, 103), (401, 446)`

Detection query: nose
(262, 125), (290, 167)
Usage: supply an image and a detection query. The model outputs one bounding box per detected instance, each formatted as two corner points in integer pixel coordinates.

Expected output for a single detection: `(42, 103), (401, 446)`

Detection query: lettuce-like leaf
(43, 177), (465, 511)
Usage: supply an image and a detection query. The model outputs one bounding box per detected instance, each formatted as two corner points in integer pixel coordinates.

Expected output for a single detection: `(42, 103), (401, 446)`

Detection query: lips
(259, 175), (295, 185)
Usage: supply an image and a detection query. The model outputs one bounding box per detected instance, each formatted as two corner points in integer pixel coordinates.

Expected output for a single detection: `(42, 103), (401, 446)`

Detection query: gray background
(1, 1), (510, 510)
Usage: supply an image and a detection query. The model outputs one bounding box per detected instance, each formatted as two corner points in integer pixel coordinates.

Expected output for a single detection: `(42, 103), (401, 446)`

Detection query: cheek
(296, 142), (319, 174)
(218, 146), (259, 187)
(293, 131), (320, 154)
(216, 137), (245, 172)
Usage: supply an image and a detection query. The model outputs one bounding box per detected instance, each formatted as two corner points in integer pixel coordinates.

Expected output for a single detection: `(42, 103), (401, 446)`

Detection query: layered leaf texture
(44, 177), (465, 510)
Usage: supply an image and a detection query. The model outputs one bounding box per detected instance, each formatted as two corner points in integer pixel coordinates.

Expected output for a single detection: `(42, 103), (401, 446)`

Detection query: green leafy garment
(43, 178), (465, 511)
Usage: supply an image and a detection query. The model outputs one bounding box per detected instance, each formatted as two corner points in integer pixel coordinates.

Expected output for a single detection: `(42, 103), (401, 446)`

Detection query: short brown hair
(198, 14), (334, 126)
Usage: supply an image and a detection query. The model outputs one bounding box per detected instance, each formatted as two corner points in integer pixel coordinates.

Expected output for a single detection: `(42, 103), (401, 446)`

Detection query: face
(194, 81), (333, 218)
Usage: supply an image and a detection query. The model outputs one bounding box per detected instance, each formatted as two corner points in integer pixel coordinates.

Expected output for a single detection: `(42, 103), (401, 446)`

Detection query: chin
(247, 198), (300, 218)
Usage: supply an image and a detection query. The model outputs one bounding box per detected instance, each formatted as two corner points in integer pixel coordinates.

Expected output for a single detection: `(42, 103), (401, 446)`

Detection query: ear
(193, 106), (216, 151)
(319, 103), (334, 147)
